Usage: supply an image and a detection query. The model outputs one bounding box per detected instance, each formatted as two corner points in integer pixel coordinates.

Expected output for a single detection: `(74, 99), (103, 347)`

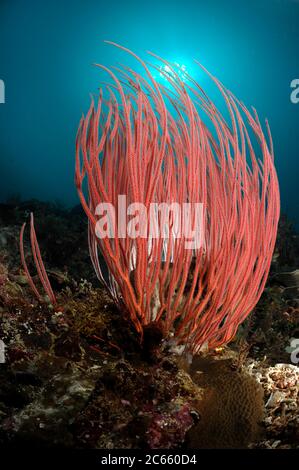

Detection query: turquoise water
(0, 0), (298, 225)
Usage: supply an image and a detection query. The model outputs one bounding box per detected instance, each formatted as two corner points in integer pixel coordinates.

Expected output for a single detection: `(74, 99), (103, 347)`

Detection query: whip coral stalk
(20, 213), (57, 306)
(75, 42), (280, 352)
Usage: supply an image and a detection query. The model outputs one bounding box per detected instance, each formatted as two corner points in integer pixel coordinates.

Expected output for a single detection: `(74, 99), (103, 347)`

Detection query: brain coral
(186, 357), (264, 448)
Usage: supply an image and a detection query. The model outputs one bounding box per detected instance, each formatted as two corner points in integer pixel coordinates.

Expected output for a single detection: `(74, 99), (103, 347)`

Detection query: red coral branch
(20, 213), (57, 306)
(75, 43), (280, 352)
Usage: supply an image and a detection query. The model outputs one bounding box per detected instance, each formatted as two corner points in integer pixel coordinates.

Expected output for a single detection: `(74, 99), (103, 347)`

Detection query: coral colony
(21, 42), (280, 355)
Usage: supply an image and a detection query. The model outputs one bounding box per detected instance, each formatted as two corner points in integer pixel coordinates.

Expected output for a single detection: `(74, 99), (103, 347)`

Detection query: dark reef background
(0, 0), (298, 226)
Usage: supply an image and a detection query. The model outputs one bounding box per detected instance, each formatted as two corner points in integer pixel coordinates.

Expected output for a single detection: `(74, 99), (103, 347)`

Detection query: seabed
(0, 200), (298, 449)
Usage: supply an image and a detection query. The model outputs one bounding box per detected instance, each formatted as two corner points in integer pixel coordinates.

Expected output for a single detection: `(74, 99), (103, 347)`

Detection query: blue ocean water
(0, 0), (298, 225)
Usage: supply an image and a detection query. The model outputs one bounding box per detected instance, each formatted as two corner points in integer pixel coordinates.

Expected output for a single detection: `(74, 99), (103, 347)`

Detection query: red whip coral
(75, 42), (280, 353)
(20, 213), (57, 306)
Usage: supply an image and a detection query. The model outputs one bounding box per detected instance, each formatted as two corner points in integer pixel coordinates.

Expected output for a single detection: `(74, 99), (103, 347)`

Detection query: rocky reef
(0, 200), (298, 449)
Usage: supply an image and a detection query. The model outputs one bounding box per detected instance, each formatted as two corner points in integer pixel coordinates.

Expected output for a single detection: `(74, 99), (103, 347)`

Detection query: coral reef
(186, 357), (264, 448)
(247, 362), (298, 448)
(0, 201), (298, 448)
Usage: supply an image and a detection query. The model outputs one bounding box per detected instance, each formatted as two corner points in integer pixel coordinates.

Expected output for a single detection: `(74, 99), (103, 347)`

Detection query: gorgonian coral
(75, 43), (280, 352)
(23, 43), (280, 354)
